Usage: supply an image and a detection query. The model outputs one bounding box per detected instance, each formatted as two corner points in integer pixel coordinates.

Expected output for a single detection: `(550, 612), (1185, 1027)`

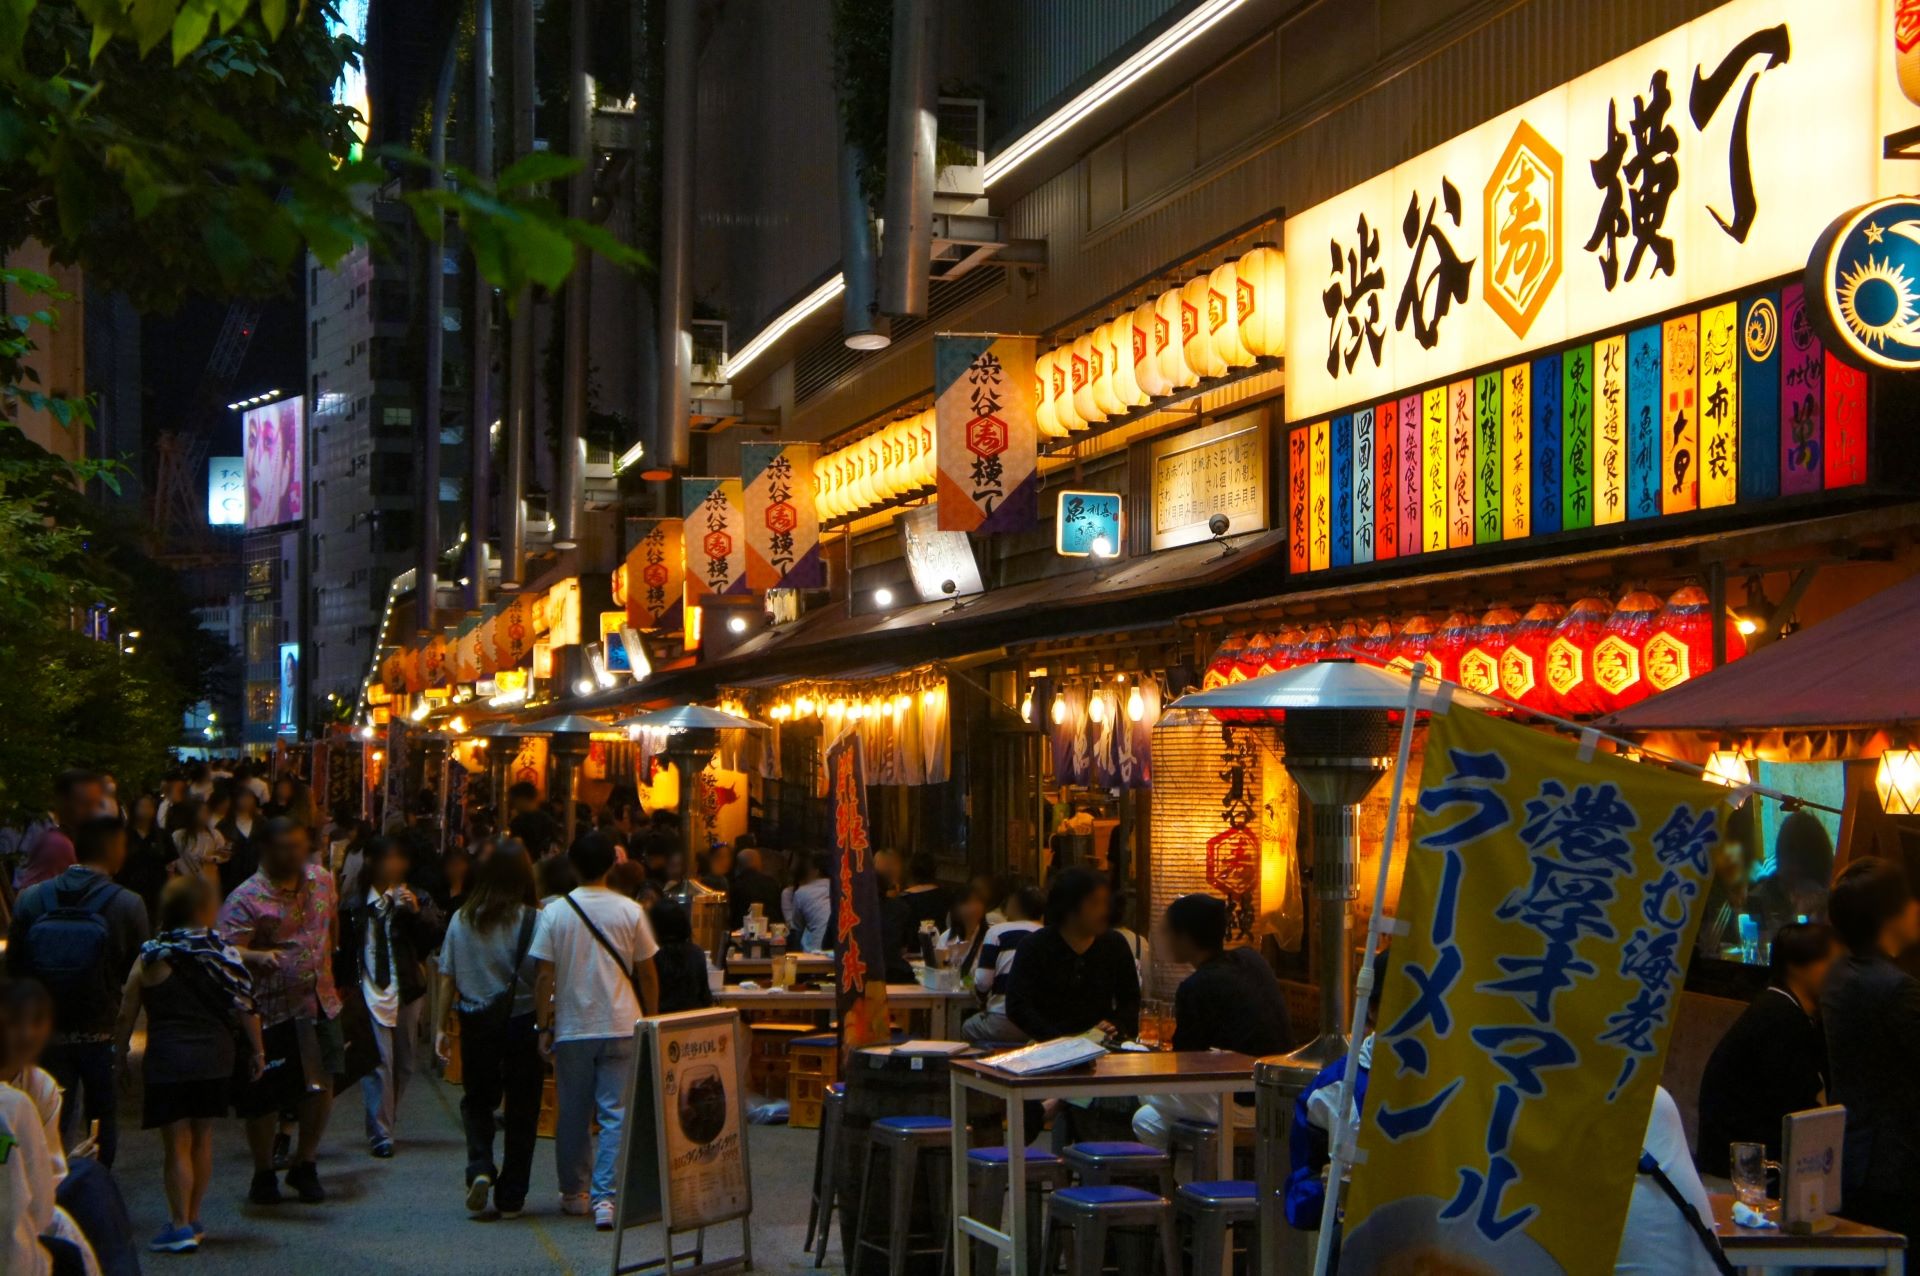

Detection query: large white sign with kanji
(1285, 0), (1898, 422)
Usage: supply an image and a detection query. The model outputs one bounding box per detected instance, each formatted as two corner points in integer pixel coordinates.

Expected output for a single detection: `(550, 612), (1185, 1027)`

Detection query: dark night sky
(140, 284), (307, 456)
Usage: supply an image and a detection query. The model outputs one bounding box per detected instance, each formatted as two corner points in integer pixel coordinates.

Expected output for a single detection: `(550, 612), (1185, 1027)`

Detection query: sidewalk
(110, 1071), (825, 1274)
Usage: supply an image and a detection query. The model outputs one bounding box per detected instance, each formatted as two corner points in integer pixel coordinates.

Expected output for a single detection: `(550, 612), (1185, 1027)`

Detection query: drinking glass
(1138, 1000), (1163, 1047)
(1729, 1141), (1779, 1206)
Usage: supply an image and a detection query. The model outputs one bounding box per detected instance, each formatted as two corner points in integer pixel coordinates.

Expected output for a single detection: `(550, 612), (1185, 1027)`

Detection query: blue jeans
(552, 1035), (635, 1203)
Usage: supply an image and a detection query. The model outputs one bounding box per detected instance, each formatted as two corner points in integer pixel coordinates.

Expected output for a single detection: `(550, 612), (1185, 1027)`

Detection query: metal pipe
(502, 0), (536, 585)
(645, 0), (694, 480)
(838, 139), (889, 348)
(418, 28), (457, 631)
(555, 0), (590, 549)
(467, 0), (495, 609)
(877, 0), (936, 318)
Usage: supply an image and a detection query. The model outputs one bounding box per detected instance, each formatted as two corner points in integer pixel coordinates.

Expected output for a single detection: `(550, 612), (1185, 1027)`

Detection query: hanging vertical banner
(1698, 301), (1740, 510)
(1662, 313), (1699, 514)
(1824, 353), (1868, 489)
(422, 630), (452, 692)
(682, 478), (748, 599)
(1342, 706), (1726, 1275)
(1561, 344), (1593, 530)
(624, 520), (686, 632)
(382, 719), (410, 827)
(1473, 372), (1502, 544)
(494, 593), (534, 671)
(453, 618), (480, 685)
(1594, 334), (1626, 526)
(1331, 411), (1354, 568)
(934, 335), (1039, 533)
(1423, 388), (1447, 553)
(1374, 400), (1397, 562)
(1780, 283), (1825, 496)
(1353, 408), (1375, 566)
(1738, 294), (1781, 504)
(1447, 381), (1473, 549)
(1501, 363), (1530, 541)
(826, 732), (890, 1060)
(1530, 353), (1562, 536)
(1287, 429), (1309, 574)
(310, 741), (330, 815)
(1308, 418), (1330, 572)
(1626, 324), (1662, 520)
(741, 442), (824, 590)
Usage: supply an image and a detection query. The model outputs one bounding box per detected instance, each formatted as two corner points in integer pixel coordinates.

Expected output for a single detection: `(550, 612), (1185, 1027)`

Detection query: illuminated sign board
(243, 397), (304, 530)
(207, 456), (244, 526)
(1055, 491), (1123, 558)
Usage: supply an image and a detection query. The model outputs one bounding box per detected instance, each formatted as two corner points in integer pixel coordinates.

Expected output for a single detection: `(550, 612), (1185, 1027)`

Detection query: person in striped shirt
(961, 885), (1045, 1043)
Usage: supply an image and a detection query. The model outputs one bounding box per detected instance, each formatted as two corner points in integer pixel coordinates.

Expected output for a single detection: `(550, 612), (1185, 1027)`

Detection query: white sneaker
(561, 1193), (591, 1217)
(466, 1174), (491, 1213)
(593, 1200), (615, 1230)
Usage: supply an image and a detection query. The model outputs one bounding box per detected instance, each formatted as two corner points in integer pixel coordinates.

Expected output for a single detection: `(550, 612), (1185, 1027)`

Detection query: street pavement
(111, 1072), (828, 1274)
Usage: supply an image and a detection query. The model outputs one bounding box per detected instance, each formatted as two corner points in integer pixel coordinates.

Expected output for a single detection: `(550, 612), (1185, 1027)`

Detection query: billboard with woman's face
(243, 397), (304, 529)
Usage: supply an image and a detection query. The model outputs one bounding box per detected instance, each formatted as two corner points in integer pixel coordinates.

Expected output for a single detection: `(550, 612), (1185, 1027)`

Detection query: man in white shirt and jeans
(530, 832), (659, 1229)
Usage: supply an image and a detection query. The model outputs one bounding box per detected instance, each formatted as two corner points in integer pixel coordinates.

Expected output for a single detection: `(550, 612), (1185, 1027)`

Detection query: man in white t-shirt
(530, 833), (659, 1230)
(962, 885), (1045, 1043)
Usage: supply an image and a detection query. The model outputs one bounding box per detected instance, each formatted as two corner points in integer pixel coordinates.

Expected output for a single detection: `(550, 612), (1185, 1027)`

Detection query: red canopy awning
(1600, 571), (1920, 732)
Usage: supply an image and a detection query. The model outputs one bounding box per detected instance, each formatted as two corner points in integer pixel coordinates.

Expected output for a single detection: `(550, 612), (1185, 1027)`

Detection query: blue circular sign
(1808, 195), (1920, 371)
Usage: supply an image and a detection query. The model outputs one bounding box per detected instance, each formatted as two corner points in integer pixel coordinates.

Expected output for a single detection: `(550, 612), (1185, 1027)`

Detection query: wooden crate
(787, 1034), (840, 1129)
(746, 1021), (814, 1099)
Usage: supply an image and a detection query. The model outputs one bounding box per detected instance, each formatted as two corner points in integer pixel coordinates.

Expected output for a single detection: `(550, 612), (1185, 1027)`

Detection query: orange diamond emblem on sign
(1592, 635), (1641, 697)
(1458, 647), (1499, 695)
(1483, 120), (1561, 340)
(1205, 826), (1258, 898)
(1499, 647), (1536, 700)
(764, 501), (797, 535)
(1643, 633), (1691, 691)
(1545, 637), (1585, 697)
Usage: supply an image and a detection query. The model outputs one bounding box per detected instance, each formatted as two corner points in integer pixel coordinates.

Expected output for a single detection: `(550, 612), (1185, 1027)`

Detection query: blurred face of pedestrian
(59, 778), (105, 827)
(1, 999), (51, 1073)
(261, 823), (310, 879)
(1071, 884), (1113, 938)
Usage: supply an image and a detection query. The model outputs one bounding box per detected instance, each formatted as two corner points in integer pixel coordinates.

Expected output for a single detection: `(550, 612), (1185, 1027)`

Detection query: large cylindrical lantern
(1549, 594), (1615, 715)
(1426, 609), (1480, 685)
(1387, 613), (1439, 677)
(1069, 332), (1105, 425)
(1236, 243), (1286, 359)
(1647, 583), (1747, 694)
(1035, 348), (1065, 439)
(1332, 618), (1367, 661)
(897, 424), (920, 499)
(1181, 272), (1227, 379)
(1501, 599), (1566, 712)
(1596, 587), (1664, 711)
(1129, 301), (1168, 400)
(1090, 320), (1125, 417)
(1358, 618), (1397, 668)
(1050, 346), (1086, 432)
(1156, 286), (1197, 390)
(1261, 624), (1307, 676)
(1204, 632), (1246, 689)
(814, 455), (835, 522)
(1295, 622), (1337, 667)
(1208, 259), (1255, 370)
(888, 419), (913, 499)
(1458, 605), (1519, 697)
(1234, 630), (1274, 682)
(1109, 314), (1148, 409)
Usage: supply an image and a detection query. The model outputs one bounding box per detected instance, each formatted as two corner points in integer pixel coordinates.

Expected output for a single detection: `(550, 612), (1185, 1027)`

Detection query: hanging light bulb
(1020, 687), (1033, 722)
(1126, 684), (1144, 721)
(1050, 693), (1066, 725)
(921, 686), (939, 709)
(1088, 689), (1107, 724)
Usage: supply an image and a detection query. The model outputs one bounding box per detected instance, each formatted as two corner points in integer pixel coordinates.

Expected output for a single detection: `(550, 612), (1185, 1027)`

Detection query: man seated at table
(1133, 893), (1291, 1146)
(1005, 868), (1139, 1041)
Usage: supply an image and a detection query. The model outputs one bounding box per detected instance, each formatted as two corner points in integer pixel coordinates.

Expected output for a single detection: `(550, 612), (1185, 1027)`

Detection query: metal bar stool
(1167, 1119), (1256, 1183)
(1041, 1185), (1178, 1276)
(1175, 1181), (1257, 1275)
(1061, 1141), (1176, 1198)
(805, 1083), (846, 1264)
(852, 1114), (953, 1276)
(963, 1145), (1070, 1274)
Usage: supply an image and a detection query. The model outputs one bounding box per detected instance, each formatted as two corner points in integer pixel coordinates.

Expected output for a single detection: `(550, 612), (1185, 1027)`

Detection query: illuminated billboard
(207, 456), (244, 526)
(243, 397), (304, 530)
(277, 642), (300, 728)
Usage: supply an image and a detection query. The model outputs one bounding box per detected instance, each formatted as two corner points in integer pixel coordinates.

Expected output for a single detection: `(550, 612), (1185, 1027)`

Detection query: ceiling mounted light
(874, 587), (894, 607)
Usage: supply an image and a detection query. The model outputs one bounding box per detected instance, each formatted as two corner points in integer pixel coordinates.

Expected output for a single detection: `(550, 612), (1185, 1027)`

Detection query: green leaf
(130, 0), (174, 55)
(512, 217), (577, 291)
(259, 0), (285, 39)
(496, 151), (581, 191)
(172, 0), (215, 63)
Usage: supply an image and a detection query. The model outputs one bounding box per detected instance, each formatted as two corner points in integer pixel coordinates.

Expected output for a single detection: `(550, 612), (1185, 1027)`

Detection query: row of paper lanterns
(1202, 584), (1745, 718)
(1036, 244), (1285, 437)
(812, 244), (1287, 524)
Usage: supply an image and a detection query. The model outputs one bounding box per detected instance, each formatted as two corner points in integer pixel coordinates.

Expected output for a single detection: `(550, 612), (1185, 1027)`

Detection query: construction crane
(151, 299), (263, 560)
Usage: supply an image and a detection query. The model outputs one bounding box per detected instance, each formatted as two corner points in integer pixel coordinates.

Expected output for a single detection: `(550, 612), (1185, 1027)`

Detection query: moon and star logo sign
(1808, 195), (1920, 371)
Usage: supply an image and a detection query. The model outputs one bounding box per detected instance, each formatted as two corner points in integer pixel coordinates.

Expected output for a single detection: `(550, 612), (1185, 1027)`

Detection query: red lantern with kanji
(1458, 605), (1518, 697)
(1261, 624), (1307, 676)
(1333, 618), (1367, 662)
(1234, 630), (1274, 682)
(1203, 632), (1245, 689)
(1500, 599), (1566, 712)
(1426, 610), (1480, 685)
(1358, 618), (1398, 668)
(1388, 613), (1439, 678)
(1295, 622), (1336, 667)
(1646, 584), (1747, 695)
(1595, 588), (1664, 711)
(1546, 595), (1614, 715)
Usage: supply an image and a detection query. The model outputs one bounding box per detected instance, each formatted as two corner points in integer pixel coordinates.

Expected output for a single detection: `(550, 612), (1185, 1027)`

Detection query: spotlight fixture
(874, 587), (895, 607)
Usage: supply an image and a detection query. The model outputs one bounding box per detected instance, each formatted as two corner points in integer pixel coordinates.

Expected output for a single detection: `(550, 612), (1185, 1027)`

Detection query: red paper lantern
(1358, 618), (1398, 668)
(1333, 618), (1368, 662)
(1546, 595), (1614, 716)
(1203, 632), (1245, 689)
(1295, 622), (1336, 667)
(1646, 584), (1748, 695)
(1234, 630), (1274, 682)
(1261, 624), (1307, 676)
(1458, 605), (1519, 697)
(1500, 599), (1566, 713)
(1595, 588), (1664, 711)
(1388, 614), (1439, 678)
(1426, 610), (1480, 685)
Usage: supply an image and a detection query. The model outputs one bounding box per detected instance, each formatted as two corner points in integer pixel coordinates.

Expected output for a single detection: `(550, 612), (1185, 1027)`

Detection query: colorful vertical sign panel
(1288, 428), (1309, 573)
(1562, 343), (1594, 531)
(1698, 303), (1739, 510)
(1824, 353), (1868, 489)
(1780, 283), (1825, 496)
(741, 442), (823, 590)
(1374, 400), (1398, 562)
(1662, 314), (1699, 514)
(1398, 394), (1421, 558)
(1331, 412), (1354, 568)
(1626, 324), (1662, 521)
(682, 478), (748, 599)
(934, 335), (1038, 533)
(1309, 418), (1330, 572)
(624, 519), (686, 632)
(1446, 381), (1472, 550)
(1473, 372), (1501, 546)
(1593, 335), (1627, 526)
(1353, 409), (1376, 566)
(1737, 294), (1781, 504)
(1422, 389), (1445, 553)
(1530, 352), (1562, 536)
(1502, 362), (1529, 542)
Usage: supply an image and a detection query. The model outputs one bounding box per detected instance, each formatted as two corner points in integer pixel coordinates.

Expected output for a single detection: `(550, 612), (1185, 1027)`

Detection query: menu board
(1149, 409), (1270, 550)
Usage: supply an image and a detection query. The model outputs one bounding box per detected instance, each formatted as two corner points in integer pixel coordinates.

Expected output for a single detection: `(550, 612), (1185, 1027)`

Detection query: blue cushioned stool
(1176, 1180), (1257, 1275)
(853, 1115), (953, 1276)
(805, 1083), (846, 1265)
(1061, 1140), (1175, 1198)
(1041, 1184), (1178, 1276)
(964, 1145), (1070, 1274)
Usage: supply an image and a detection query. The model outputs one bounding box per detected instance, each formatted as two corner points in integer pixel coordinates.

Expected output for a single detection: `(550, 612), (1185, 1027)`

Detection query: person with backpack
(5, 815), (149, 1168)
(528, 832), (659, 1230)
(431, 842), (542, 1219)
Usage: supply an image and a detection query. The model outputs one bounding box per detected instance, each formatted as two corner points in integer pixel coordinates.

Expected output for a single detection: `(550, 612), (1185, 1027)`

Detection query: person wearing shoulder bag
(432, 843), (544, 1220)
(526, 834), (659, 1231)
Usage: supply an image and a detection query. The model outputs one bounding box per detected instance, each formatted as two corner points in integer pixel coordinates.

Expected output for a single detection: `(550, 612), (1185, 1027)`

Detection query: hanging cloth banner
(381, 719), (411, 829)
(934, 334), (1039, 533)
(1342, 706), (1726, 1275)
(682, 478), (749, 599)
(492, 593), (533, 671)
(453, 616), (480, 685)
(624, 519), (686, 632)
(422, 630), (452, 692)
(826, 731), (890, 1062)
(742, 442), (824, 590)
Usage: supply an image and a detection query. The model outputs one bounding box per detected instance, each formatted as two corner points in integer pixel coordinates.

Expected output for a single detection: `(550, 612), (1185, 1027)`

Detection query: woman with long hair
(433, 842), (543, 1219)
(939, 879), (992, 982)
(118, 793), (172, 921)
(167, 795), (229, 889)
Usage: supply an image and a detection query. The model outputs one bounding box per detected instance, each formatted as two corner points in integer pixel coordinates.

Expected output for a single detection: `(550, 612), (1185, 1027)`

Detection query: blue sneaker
(150, 1224), (199, 1253)
(190, 1221), (205, 1240)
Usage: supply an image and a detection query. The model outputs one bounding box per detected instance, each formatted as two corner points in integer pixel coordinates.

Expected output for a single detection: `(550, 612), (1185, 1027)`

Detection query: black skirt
(142, 1077), (230, 1128)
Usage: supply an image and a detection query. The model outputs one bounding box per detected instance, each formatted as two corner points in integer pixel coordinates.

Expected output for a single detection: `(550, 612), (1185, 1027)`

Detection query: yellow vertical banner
(1343, 707), (1725, 1276)
(1698, 302), (1739, 510)
(1662, 314), (1699, 514)
(1446, 380), (1473, 550)
(1593, 335), (1627, 527)
(1308, 418), (1330, 572)
(1503, 362), (1530, 541)
(1422, 388), (1447, 554)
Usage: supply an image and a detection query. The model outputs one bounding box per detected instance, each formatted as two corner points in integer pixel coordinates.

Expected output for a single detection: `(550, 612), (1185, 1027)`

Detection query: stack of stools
(1174, 1180), (1257, 1273)
(804, 1083), (846, 1266)
(853, 1114), (953, 1276)
(1167, 1118), (1256, 1183)
(1044, 1142), (1179, 1275)
(963, 1145), (1070, 1273)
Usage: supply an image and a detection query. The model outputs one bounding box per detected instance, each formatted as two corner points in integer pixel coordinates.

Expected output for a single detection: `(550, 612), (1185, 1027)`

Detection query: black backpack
(24, 876), (120, 1032)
